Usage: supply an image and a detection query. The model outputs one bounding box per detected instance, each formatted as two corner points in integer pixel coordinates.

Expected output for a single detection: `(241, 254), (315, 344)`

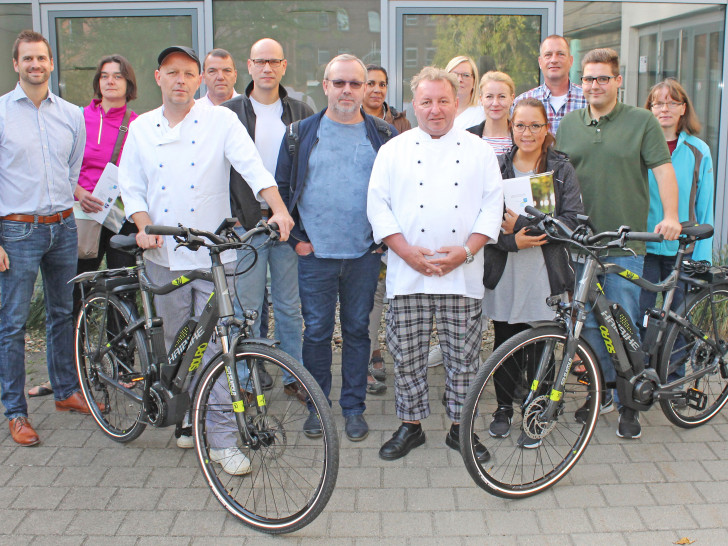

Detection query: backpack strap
(287, 120), (301, 158)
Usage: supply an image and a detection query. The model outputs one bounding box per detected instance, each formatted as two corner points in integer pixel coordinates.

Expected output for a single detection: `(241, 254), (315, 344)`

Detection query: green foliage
(713, 245), (728, 266)
(27, 273), (46, 333)
(432, 15), (540, 94)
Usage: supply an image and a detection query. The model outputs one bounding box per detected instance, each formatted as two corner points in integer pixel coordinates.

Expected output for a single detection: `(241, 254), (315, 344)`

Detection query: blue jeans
(0, 217), (80, 420)
(298, 251), (380, 416)
(233, 229), (302, 385)
(578, 254), (644, 405)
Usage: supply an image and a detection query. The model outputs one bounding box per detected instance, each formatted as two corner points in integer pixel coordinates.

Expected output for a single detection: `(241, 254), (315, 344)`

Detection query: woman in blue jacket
(641, 79), (714, 318)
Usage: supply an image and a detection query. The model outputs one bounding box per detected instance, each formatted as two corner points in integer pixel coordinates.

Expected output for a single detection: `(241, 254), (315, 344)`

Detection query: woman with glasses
(445, 55), (485, 130)
(29, 54), (140, 398)
(640, 79), (714, 326)
(467, 71), (515, 155)
(482, 98), (583, 444)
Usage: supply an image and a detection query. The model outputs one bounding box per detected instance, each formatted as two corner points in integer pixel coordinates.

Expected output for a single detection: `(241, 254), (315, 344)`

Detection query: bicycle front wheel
(460, 325), (602, 498)
(192, 343), (338, 534)
(75, 291), (147, 442)
(658, 283), (728, 427)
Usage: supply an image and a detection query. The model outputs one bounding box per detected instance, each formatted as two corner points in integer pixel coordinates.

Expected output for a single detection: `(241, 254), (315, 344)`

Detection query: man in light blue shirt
(0, 30), (89, 447)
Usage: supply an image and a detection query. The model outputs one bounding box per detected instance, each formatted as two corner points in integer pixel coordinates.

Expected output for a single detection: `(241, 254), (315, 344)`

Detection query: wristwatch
(463, 245), (474, 264)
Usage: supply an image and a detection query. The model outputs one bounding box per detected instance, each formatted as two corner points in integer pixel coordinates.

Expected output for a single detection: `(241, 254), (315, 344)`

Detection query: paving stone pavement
(2, 351), (726, 544)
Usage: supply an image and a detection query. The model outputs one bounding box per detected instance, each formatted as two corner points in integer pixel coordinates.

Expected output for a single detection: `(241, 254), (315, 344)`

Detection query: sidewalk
(1, 351), (726, 544)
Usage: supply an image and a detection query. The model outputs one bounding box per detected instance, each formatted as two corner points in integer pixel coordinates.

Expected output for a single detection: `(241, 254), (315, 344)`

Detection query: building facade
(1, 0), (725, 249)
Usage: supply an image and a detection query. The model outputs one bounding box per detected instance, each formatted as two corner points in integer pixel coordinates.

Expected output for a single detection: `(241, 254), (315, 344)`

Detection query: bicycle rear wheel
(460, 325), (601, 498)
(658, 283), (728, 427)
(192, 343), (338, 534)
(75, 291), (147, 442)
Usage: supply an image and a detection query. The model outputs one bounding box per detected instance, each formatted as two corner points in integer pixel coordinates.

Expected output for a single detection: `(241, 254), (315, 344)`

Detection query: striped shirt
(513, 82), (586, 134)
(482, 135), (512, 156)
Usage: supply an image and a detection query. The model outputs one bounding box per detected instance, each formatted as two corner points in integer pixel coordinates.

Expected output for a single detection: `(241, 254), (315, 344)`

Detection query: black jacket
(484, 147), (584, 295)
(222, 82), (314, 229)
(275, 108), (397, 249)
(466, 121), (486, 137)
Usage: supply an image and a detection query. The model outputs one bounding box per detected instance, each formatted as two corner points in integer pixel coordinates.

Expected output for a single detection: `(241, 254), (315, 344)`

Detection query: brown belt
(1, 208), (73, 224)
(261, 208), (273, 218)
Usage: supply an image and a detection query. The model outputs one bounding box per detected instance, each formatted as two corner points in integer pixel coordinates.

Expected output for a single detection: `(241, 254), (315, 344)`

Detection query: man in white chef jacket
(367, 66), (503, 461)
(119, 45), (293, 475)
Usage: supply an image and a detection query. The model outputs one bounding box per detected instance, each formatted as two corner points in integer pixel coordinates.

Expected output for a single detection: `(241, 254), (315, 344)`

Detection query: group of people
(0, 30), (714, 474)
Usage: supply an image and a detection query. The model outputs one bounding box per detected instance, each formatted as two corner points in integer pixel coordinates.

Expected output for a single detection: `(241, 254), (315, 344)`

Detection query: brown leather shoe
(55, 391), (104, 414)
(9, 416), (40, 446)
(283, 381), (308, 405)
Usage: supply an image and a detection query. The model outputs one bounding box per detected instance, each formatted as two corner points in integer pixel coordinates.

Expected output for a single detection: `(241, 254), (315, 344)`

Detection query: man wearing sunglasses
(557, 47), (680, 440)
(276, 54), (397, 443)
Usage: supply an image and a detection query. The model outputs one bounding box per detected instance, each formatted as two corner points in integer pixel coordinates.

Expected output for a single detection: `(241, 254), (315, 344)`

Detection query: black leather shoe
(379, 423), (425, 460)
(446, 424), (490, 463)
(303, 412), (322, 439)
(345, 414), (369, 441)
(257, 363), (273, 391)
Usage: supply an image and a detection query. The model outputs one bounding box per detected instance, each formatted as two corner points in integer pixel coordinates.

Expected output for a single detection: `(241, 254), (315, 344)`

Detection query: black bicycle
(71, 219), (338, 533)
(460, 208), (726, 498)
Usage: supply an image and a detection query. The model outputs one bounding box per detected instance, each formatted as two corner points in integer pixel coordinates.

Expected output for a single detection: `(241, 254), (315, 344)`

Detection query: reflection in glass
(401, 14), (542, 127)
(213, 0), (379, 113)
(55, 15), (193, 113)
(0, 4), (33, 95)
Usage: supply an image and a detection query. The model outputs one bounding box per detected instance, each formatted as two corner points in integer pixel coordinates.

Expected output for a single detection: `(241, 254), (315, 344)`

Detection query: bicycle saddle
(110, 233), (142, 254)
(680, 223), (713, 241)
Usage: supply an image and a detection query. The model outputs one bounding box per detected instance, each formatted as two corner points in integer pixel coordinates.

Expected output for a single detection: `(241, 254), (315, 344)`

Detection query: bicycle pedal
(577, 373), (590, 386)
(686, 388), (708, 411)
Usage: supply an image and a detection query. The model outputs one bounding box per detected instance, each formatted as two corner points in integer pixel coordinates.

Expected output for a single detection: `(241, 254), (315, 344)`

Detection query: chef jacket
(119, 102), (276, 271)
(367, 127), (503, 299)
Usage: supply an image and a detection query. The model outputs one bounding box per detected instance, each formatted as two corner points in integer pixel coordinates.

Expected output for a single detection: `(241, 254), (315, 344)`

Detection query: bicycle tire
(460, 324), (602, 499)
(192, 343), (339, 534)
(75, 291), (148, 442)
(658, 283), (728, 427)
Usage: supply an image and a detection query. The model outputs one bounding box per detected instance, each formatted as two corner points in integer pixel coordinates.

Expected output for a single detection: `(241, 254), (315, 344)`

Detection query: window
(404, 47), (418, 68)
(0, 4), (33, 94)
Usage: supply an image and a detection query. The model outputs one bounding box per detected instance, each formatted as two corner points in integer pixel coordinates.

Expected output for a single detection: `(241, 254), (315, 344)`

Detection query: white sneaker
(209, 447), (252, 476)
(427, 345), (443, 367)
(176, 429), (194, 449)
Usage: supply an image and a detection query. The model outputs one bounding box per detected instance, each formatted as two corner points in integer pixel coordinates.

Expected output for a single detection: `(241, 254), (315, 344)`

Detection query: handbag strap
(110, 108), (133, 166)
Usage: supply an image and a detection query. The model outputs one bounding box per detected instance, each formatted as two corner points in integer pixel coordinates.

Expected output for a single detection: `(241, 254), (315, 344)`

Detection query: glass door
(383, 1), (555, 125)
(43, 3), (203, 113)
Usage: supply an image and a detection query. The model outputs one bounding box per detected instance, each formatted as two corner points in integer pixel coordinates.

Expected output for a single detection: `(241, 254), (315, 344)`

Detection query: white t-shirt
(549, 93), (568, 114)
(249, 97), (285, 176)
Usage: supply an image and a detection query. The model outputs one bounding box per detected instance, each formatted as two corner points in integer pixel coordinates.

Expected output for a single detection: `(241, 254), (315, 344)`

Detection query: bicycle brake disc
(522, 395), (559, 439)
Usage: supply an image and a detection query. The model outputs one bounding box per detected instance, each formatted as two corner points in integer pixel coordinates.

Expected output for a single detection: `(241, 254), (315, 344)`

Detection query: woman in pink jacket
(30, 54), (139, 398)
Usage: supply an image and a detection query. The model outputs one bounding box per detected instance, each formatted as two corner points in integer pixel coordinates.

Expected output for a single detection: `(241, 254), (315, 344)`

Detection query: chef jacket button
(420, 205), (423, 208)
(421, 228), (425, 232)
(161, 186), (165, 190)
(194, 120), (198, 124)
(455, 205), (458, 208)
(159, 164), (163, 168)
(452, 229), (456, 233)
(191, 162), (195, 166)
(156, 124), (160, 127)
(191, 185), (194, 188)
(191, 208), (195, 212)
(457, 142), (461, 145)
(192, 140), (195, 144)
(455, 182), (459, 186)
(419, 182), (423, 186)
(456, 160), (460, 163)
(164, 209), (168, 213)
(417, 160), (421, 164)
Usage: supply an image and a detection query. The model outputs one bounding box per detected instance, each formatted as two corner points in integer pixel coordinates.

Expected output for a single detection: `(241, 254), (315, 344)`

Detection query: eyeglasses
(326, 79), (365, 89)
(651, 101), (684, 110)
(513, 123), (547, 133)
(452, 72), (473, 80)
(580, 75), (618, 85)
(250, 58), (284, 68)
(366, 80), (387, 89)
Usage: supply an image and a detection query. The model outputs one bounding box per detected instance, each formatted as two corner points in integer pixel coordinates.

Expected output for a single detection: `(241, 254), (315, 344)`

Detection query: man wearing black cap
(118, 45), (294, 475)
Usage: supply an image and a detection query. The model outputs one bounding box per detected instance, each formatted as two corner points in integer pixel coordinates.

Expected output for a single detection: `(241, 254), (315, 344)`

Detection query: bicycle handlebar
(523, 206), (664, 247)
(145, 219), (279, 249)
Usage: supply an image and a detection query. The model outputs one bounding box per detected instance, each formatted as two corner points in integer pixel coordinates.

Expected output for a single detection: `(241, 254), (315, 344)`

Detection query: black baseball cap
(157, 46), (201, 71)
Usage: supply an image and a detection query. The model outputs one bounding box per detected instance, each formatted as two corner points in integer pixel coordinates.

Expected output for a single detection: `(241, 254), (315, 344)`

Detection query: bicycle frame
(535, 239), (723, 418)
(76, 225), (276, 437)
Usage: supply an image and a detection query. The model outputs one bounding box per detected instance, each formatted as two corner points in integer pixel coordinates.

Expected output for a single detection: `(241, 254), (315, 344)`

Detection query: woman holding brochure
(30, 54), (140, 398)
(482, 98), (583, 445)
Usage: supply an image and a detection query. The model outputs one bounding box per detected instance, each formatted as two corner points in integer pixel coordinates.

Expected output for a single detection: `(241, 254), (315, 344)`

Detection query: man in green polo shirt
(557, 47), (681, 440)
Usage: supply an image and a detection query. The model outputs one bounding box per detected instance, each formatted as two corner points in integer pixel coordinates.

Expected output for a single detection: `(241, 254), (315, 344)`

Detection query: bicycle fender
(238, 337), (279, 348)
